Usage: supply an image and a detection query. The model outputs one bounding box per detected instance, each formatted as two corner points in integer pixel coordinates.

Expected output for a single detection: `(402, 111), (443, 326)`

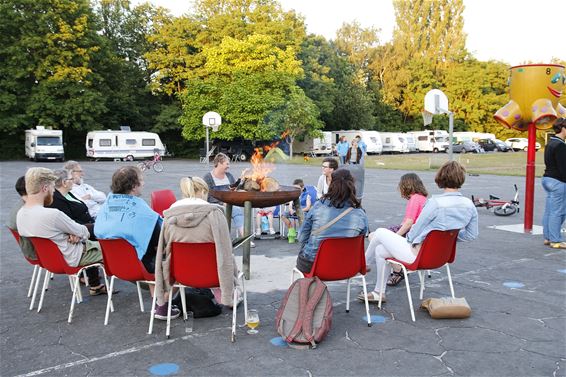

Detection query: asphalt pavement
(0, 159), (564, 377)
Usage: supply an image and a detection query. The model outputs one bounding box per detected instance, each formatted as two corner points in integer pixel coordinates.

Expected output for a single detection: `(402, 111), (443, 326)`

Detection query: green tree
(1, 0), (106, 135)
(266, 87), (323, 156)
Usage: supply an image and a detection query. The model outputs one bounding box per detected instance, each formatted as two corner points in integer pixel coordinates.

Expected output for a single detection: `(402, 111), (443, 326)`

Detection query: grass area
(286, 151), (546, 177)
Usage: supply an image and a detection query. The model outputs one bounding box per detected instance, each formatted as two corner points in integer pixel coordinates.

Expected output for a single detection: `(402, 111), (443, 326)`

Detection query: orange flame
(243, 130), (289, 191)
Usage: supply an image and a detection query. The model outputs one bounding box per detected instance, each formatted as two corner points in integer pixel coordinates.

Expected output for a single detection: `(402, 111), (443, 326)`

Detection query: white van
(293, 131), (332, 156)
(86, 130), (166, 161)
(331, 130), (383, 155)
(380, 132), (409, 154)
(403, 133), (418, 152)
(410, 130), (449, 153)
(25, 126), (65, 161)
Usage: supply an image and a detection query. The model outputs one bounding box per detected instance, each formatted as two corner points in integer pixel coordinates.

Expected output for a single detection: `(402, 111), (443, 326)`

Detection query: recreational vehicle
(293, 131), (332, 156)
(403, 133), (418, 152)
(86, 130), (166, 161)
(410, 130), (450, 153)
(379, 132), (409, 153)
(25, 126), (65, 161)
(331, 130), (383, 155)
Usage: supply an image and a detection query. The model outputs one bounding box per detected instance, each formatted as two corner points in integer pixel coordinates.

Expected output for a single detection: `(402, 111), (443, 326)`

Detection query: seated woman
(360, 161), (478, 303)
(154, 177), (241, 308)
(94, 166), (179, 319)
(367, 173), (428, 286)
(296, 169), (369, 273)
(49, 169), (96, 239)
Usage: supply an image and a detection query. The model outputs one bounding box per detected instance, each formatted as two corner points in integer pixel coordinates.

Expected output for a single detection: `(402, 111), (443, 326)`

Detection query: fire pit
(209, 146), (304, 279)
(210, 185), (301, 208)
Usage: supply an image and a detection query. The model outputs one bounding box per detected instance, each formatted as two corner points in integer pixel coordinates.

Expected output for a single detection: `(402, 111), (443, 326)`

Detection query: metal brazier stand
(210, 185), (302, 279)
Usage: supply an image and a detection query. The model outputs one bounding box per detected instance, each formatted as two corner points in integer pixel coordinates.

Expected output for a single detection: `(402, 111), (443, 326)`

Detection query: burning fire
(241, 131), (289, 192)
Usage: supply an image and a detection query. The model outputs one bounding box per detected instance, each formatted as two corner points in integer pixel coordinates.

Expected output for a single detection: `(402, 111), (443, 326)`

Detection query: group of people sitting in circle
(8, 152), (478, 323)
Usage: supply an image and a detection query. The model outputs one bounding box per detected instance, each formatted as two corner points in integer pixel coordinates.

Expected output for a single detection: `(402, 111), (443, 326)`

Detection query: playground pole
(524, 122), (536, 232)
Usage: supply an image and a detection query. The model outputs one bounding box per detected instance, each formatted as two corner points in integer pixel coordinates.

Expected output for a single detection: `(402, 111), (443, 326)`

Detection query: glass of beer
(246, 309), (260, 334)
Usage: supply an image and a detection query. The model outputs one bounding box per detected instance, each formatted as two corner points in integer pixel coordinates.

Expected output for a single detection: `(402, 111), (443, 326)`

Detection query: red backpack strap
(285, 278), (314, 343)
(301, 277), (328, 348)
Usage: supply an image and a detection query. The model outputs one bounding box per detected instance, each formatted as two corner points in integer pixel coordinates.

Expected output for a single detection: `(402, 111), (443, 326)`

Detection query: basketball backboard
(202, 111), (222, 129)
(424, 89), (449, 114)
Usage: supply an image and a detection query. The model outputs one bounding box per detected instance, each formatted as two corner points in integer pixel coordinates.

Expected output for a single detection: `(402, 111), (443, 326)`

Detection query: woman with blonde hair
(154, 177), (241, 308)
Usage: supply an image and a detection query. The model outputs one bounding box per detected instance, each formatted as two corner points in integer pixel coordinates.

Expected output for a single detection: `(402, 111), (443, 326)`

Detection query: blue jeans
(339, 155), (347, 165)
(542, 177), (566, 242)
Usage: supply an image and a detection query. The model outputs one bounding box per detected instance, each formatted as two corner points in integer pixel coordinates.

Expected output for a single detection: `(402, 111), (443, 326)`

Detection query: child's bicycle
(471, 184), (520, 216)
(137, 152), (164, 173)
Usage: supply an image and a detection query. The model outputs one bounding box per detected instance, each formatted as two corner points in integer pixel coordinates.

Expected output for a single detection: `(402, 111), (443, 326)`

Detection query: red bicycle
(137, 152), (163, 173)
(472, 184), (520, 216)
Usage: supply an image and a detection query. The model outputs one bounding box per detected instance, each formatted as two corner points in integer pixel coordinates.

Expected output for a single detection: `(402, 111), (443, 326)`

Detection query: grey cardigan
(203, 171), (236, 204)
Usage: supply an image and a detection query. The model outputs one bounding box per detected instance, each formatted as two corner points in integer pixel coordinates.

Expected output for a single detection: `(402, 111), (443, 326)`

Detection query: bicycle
(137, 152), (164, 173)
(471, 184), (520, 216)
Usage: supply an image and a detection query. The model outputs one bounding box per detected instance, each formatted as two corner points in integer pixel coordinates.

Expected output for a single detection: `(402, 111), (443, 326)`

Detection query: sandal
(387, 271), (405, 287)
(357, 291), (386, 303)
(89, 285), (119, 296)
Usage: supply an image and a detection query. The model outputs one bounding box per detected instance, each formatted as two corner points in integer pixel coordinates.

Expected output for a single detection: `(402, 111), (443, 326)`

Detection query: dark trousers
(296, 254), (314, 274)
(141, 222), (161, 274)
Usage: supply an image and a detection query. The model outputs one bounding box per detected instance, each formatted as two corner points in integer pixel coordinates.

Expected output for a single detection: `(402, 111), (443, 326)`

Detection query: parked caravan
(86, 130), (166, 161)
(380, 132), (409, 153)
(25, 126), (64, 161)
(331, 130), (383, 155)
(453, 132), (496, 143)
(293, 131), (333, 156)
(404, 133), (418, 152)
(410, 130), (449, 153)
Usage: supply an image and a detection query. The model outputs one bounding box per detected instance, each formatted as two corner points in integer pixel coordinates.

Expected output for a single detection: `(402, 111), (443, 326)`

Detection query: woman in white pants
(360, 161), (478, 303)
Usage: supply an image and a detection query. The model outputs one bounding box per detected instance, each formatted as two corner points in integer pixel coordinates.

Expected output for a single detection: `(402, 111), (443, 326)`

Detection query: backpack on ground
(275, 276), (333, 349)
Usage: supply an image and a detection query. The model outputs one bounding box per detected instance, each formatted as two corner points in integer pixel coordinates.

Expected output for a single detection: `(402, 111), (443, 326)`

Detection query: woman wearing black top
(49, 169), (96, 240)
(542, 118), (566, 249)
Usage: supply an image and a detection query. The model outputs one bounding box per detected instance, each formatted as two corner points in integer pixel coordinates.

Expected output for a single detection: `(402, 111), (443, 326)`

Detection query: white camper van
(86, 130), (165, 161)
(331, 130), (383, 155)
(380, 132), (409, 153)
(410, 130), (449, 153)
(25, 126), (65, 161)
(293, 131), (333, 156)
(404, 133), (418, 152)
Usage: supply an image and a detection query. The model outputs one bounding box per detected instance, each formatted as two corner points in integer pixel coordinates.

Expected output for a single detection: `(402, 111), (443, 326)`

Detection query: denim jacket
(298, 199), (368, 262)
(407, 192), (478, 245)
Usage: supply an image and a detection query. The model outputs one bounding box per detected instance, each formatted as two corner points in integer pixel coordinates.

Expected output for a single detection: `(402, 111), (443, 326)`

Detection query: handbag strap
(312, 207), (354, 236)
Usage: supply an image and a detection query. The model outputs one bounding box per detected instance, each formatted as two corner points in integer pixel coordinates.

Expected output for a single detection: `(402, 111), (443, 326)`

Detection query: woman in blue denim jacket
(296, 169), (368, 273)
(361, 161), (478, 303)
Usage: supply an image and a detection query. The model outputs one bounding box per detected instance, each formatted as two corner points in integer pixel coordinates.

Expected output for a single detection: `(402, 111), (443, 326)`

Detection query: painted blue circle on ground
(148, 363), (180, 376)
(558, 269), (566, 274)
(503, 281), (525, 288)
(270, 337), (288, 347)
(363, 315), (386, 323)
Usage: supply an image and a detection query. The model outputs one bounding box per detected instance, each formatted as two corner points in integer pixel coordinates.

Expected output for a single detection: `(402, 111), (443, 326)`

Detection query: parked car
(493, 139), (511, 152)
(477, 139), (497, 152)
(450, 140), (482, 153)
(505, 138), (541, 151)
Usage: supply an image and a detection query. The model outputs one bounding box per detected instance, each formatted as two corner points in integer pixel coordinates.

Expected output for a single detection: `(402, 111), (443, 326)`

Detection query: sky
(141, 0), (565, 66)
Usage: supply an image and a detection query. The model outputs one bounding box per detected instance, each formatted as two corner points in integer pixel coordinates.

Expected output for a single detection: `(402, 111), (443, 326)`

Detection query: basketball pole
(524, 122), (536, 232)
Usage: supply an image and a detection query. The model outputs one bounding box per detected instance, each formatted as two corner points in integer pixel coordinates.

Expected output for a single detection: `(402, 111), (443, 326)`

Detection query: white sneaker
(250, 241), (256, 248)
(269, 228), (276, 235)
(255, 230), (262, 237)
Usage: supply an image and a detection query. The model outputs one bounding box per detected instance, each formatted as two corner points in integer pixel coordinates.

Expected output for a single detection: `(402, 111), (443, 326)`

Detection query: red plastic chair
(98, 239), (156, 332)
(28, 237), (109, 323)
(150, 190), (176, 217)
(159, 242), (247, 341)
(291, 235), (372, 327)
(8, 227), (44, 309)
(378, 229), (459, 322)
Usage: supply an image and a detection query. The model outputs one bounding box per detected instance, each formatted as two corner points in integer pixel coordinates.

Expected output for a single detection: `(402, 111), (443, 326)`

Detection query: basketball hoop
(422, 110), (433, 126)
(211, 124), (219, 132)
